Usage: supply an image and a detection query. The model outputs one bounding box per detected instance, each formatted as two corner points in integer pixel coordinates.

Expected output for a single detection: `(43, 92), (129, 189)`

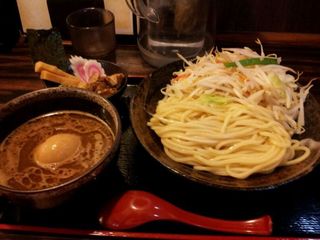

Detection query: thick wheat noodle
(148, 99), (310, 179)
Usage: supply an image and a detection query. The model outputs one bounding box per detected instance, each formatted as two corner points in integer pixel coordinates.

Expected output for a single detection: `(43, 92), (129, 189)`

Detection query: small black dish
(43, 60), (128, 102)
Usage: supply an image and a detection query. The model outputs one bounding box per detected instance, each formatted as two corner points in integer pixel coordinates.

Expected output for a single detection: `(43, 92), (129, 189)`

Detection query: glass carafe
(126, 0), (210, 67)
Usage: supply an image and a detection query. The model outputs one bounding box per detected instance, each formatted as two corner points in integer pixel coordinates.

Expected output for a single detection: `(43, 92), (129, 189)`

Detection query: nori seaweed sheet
(27, 28), (68, 71)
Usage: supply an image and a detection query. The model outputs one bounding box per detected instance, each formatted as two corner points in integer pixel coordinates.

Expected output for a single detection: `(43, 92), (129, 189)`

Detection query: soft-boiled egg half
(33, 133), (81, 170)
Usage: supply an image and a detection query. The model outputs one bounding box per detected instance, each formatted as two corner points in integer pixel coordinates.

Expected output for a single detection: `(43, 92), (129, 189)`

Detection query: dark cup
(66, 7), (116, 59)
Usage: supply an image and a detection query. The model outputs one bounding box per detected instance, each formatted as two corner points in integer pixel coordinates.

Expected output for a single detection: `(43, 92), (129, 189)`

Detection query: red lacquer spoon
(99, 190), (272, 235)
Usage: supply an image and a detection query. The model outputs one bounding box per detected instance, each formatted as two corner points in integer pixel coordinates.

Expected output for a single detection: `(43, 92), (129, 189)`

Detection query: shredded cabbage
(169, 42), (313, 136)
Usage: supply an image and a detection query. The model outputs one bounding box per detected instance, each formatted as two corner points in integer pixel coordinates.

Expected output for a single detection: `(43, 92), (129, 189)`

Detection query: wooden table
(0, 39), (155, 107)
(1, 37), (320, 107)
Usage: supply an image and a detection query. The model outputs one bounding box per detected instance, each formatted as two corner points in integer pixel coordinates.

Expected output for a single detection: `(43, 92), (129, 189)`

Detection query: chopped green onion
(224, 57), (278, 68)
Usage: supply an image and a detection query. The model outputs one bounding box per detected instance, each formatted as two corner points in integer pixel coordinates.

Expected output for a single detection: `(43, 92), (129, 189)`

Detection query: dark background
(1, 0), (320, 52)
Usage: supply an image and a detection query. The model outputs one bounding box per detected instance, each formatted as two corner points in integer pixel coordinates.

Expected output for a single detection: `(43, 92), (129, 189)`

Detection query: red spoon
(99, 190), (272, 235)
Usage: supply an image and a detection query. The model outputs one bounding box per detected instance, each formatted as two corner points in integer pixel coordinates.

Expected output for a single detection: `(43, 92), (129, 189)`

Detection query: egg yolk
(33, 133), (81, 170)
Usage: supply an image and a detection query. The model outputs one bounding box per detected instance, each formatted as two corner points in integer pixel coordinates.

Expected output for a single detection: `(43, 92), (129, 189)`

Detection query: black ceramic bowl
(0, 87), (121, 208)
(130, 60), (320, 191)
(44, 60), (128, 102)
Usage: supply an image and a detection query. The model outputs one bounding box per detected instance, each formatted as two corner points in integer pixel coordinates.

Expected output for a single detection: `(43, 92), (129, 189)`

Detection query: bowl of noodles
(130, 45), (320, 190)
(0, 87), (121, 208)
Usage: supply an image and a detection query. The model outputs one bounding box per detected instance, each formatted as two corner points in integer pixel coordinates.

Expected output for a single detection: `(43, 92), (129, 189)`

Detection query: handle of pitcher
(125, 0), (159, 23)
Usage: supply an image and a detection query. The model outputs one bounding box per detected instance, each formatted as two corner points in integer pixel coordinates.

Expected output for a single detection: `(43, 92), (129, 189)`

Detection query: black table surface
(1, 37), (320, 239)
(0, 84), (320, 239)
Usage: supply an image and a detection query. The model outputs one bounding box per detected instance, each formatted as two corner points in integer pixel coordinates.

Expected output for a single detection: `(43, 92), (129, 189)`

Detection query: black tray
(1, 82), (320, 238)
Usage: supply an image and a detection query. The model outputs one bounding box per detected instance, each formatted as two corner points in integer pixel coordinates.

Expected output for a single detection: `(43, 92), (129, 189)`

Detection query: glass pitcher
(126, 0), (210, 67)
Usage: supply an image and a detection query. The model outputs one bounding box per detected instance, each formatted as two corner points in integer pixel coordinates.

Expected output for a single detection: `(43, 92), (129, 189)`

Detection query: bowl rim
(66, 7), (115, 30)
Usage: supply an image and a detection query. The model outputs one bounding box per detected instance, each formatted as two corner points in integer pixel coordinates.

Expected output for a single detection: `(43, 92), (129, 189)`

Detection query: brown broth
(0, 111), (114, 191)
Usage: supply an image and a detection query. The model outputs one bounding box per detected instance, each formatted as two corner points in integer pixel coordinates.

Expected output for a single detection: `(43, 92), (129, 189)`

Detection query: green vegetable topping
(198, 94), (230, 105)
(268, 73), (283, 88)
(224, 57), (278, 68)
